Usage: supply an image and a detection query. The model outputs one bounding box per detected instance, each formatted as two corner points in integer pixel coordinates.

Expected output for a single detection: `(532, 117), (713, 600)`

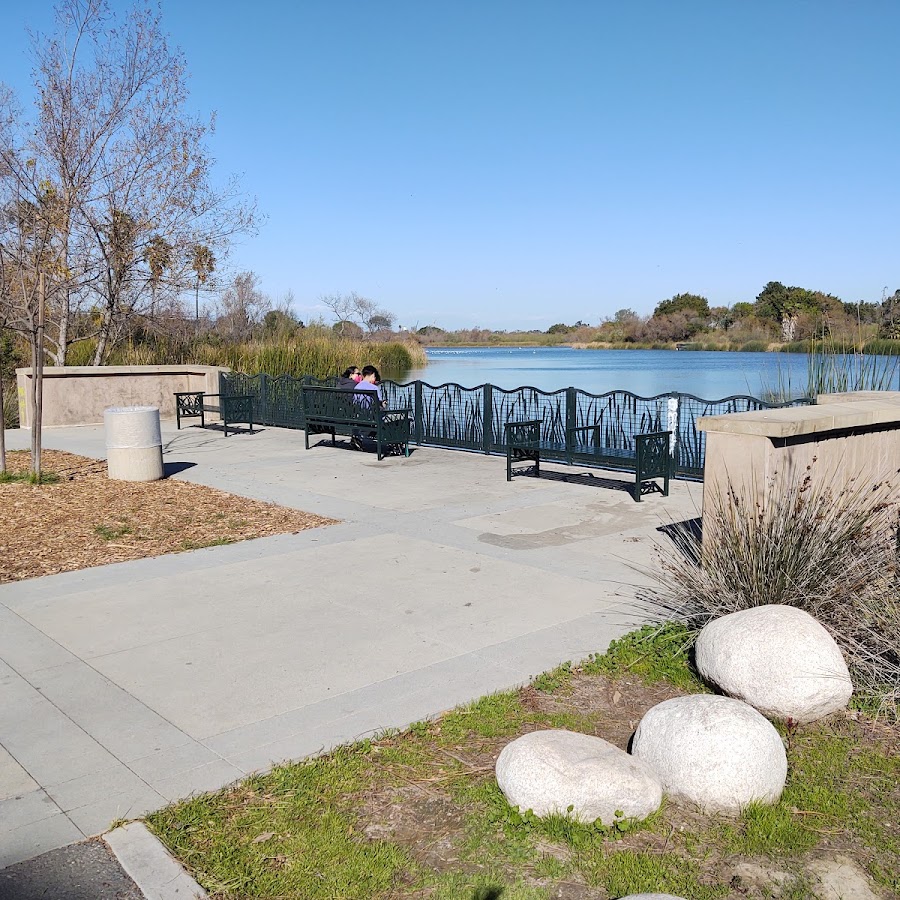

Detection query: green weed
(0, 470), (60, 484)
(94, 522), (133, 540)
(582, 622), (706, 692)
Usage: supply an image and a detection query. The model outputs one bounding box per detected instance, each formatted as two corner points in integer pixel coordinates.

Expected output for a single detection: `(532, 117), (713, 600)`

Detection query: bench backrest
(301, 385), (382, 423)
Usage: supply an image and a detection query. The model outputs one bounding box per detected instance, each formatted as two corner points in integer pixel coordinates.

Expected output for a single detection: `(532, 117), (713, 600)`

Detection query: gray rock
(631, 695), (787, 815)
(495, 729), (662, 824)
(695, 605), (853, 723)
(617, 895), (687, 899)
(806, 855), (882, 900)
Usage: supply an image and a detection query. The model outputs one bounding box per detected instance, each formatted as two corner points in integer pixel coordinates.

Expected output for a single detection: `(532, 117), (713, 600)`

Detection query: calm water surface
(406, 347), (811, 400)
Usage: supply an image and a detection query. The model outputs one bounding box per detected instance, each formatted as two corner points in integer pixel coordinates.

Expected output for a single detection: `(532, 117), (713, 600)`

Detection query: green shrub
(740, 340), (768, 352)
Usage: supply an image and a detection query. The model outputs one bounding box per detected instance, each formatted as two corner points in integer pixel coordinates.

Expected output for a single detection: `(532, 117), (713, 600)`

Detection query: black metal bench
(174, 391), (255, 437)
(504, 420), (672, 501)
(301, 385), (411, 461)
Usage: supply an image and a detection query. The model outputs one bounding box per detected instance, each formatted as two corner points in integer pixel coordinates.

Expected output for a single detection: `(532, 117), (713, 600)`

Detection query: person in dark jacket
(336, 366), (361, 389)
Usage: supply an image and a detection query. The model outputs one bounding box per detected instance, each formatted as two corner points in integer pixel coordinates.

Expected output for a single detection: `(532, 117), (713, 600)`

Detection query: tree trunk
(0, 364), (6, 476)
(56, 287), (70, 365)
(92, 306), (113, 365)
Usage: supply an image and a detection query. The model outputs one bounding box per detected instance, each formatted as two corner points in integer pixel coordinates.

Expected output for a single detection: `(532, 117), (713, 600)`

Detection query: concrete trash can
(104, 406), (164, 482)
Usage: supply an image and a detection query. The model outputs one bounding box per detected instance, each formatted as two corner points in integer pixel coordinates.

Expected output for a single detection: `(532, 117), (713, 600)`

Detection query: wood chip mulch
(0, 450), (337, 584)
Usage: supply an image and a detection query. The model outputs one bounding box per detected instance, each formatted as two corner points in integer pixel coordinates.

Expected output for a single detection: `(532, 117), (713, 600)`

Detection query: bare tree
(216, 271), (270, 341)
(320, 291), (395, 336)
(0, 0), (257, 365)
(0, 189), (56, 477)
(319, 292), (357, 335)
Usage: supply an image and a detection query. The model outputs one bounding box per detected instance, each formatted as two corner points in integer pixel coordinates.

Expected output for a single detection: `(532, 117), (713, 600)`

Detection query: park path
(0, 422), (701, 868)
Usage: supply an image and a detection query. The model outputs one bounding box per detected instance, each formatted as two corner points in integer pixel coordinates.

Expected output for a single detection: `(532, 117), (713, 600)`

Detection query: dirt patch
(0, 450), (336, 583)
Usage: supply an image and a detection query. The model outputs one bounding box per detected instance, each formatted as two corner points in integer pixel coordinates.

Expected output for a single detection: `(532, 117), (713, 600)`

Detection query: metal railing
(220, 372), (814, 479)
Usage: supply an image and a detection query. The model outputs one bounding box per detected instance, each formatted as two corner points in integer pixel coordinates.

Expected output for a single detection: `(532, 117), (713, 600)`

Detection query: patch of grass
(94, 522), (133, 541)
(580, 848), (726, 898)
(582, 622), (706, 692)
(0, 470), (59, 484)
(147, 747), (412, 900)
(532, 660), (573, 694)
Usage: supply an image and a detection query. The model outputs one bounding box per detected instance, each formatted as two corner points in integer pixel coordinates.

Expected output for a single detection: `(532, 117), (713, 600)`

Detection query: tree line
(592, 283), (900, 346)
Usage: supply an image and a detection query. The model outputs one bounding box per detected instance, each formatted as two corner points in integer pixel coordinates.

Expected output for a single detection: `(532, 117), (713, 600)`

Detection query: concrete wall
(16, 365), (230, 427)
(698, 392), (900, 544)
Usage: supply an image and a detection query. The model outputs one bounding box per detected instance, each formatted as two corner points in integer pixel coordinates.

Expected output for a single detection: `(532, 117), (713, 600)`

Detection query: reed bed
(67, 332), (427, 380)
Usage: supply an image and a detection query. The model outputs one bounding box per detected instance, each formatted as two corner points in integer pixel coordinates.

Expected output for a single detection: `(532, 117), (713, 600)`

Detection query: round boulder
(631, 695), (787, 815)
(695, 605), (853, 723)
(495, 729), (662, 824)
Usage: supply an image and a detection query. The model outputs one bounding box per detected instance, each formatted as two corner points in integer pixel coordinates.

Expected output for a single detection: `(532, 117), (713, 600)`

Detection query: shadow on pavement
(0, 841), (142, 900)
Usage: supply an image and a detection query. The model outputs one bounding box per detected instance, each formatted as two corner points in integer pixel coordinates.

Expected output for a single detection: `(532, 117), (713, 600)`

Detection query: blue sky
(2, 1), (899, 330)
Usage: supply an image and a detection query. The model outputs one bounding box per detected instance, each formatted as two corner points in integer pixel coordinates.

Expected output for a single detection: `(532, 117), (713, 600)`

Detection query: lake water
(405, 347), (813, 400)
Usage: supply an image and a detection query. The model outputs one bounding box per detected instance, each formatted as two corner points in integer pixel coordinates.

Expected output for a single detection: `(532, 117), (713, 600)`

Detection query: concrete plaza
(0, 422), (701, 868)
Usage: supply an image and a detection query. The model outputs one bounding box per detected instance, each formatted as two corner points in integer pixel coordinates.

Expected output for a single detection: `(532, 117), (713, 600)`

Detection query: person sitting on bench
(351, 365), (383, 449)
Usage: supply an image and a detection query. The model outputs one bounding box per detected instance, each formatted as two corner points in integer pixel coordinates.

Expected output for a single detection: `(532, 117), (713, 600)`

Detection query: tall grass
(643, 470), (900, 719)
(806, 345), (900, 395)
(72, 331), (427, 380)
(760, 340), (900, 402)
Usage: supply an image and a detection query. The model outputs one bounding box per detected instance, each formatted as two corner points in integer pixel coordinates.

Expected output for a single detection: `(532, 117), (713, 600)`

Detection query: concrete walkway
(0, 422), (702, 868)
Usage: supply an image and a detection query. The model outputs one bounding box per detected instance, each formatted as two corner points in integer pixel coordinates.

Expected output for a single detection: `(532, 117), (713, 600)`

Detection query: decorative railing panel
(220, 371), (814, 480)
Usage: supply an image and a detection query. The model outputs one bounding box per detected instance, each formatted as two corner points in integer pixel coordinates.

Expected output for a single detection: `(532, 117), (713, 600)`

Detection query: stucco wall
(16, 365), (230, 427)
(697, 392), (900, 546)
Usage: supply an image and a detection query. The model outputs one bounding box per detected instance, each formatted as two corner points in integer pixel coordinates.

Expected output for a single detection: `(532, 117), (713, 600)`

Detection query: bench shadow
(307, 437), (414, 457)
(511, 465), (635, 495)
(163, 461), (197, 477)
(655, 516), (703, 560)
(197, 423), (260, 436)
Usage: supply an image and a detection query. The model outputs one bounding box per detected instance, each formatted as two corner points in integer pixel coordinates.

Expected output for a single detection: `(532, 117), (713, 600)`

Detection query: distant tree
(320, 293), (356, 334)
(731, 301), (756, 320)
(263, 309), (302, 337)
(367, 313), (393, 331)
(653, 293), (711, 319)
(547, 323), (573, 334)
(843, 300), (881, 325)
(332, 320), (363, 338)
(216, 271), (270, 340)
(755, 282), (842, 341)
(880, 289), (900, 339)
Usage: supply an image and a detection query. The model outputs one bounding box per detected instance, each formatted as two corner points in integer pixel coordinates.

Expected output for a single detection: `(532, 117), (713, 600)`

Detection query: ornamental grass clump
(644, 469), (900, 719)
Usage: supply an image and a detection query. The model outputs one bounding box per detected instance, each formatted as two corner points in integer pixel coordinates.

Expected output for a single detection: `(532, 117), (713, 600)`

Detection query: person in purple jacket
(351, 365), (383, 449)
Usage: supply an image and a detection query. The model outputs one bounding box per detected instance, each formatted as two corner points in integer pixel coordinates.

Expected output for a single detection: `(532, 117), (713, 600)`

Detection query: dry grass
(643, 468), (900, 719)
(0, 450), (336, 583)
